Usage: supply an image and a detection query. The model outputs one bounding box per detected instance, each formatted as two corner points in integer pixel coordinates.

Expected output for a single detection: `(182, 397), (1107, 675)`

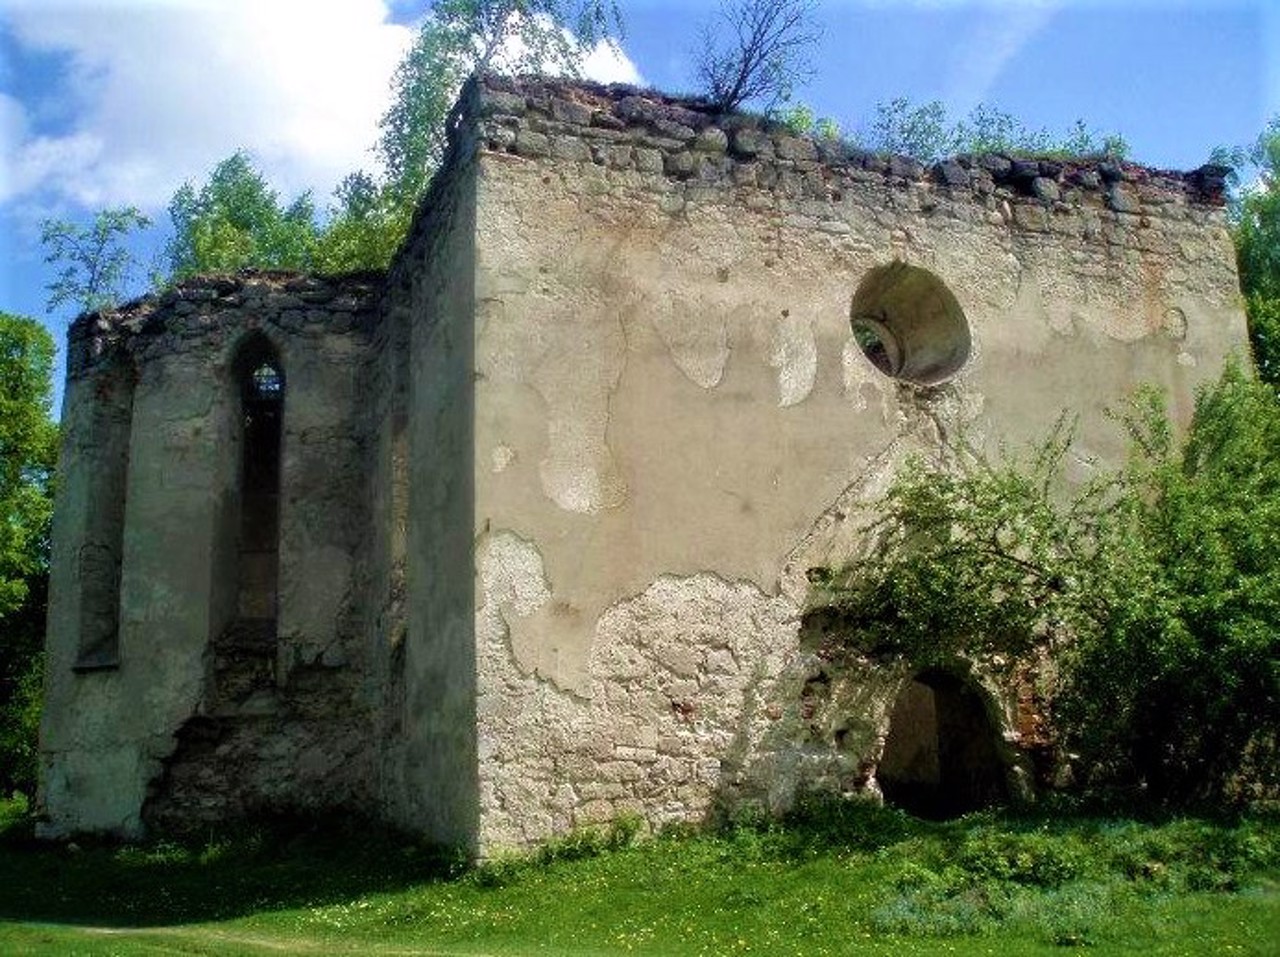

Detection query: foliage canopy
(0, 313), (57, 619)
(812, 363), (1280, 806)
(166, 152), (318, 279)
(1218, 116), (1280, 385)
(41, 207), (151, 314)
(312, 0), (624, 273)
(379, 0), (622, 202)
(0, 313), (57, 798)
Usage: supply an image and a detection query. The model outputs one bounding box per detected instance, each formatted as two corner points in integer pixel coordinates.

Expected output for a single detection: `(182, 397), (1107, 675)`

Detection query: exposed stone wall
(38, 74), (1249, 850)
(40, 273), (380, 837)
(465, 75), (1246, 849)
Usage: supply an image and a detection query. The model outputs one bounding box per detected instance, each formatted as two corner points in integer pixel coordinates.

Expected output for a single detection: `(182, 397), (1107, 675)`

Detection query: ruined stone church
(38, 75), (1248, 852)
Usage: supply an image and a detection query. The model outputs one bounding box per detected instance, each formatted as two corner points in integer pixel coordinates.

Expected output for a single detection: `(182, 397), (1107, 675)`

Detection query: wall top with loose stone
(62, 74), (1234, 382)
(469, 72), (1230, 217)
(66, 270), (382, 380)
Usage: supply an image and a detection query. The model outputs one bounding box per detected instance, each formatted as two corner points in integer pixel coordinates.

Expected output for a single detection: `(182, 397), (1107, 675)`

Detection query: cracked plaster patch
(530, 307), (628, 514)
(476, 298), (626, 514)
(650, 291), (731, 389)
(491, 443), (516, 473)
(476, 530), (590, 695)
(479, 530), (553, 624)
(768, 312), (817, 407)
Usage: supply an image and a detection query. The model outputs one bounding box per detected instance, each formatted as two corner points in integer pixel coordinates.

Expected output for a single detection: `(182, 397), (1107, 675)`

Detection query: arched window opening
(878, 668), (1009, 819)
(235, 340), (284, 623)
(850, 262), (971, 385)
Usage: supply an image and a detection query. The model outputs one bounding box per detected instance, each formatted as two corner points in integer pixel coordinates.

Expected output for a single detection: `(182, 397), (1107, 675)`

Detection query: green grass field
(2, 796), (1277, 956)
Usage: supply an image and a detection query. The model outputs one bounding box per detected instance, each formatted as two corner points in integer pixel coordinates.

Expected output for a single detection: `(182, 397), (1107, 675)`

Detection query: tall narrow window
(236, 341), (284, 622)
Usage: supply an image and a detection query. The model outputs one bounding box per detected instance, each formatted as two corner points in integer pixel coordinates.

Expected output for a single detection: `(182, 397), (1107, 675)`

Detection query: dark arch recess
(850, 262), (972, 385)
(878, 667), (1009, 819)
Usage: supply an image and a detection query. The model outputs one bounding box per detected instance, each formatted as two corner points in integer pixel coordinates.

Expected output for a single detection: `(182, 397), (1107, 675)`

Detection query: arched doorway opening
(878, 668), (1009, 819)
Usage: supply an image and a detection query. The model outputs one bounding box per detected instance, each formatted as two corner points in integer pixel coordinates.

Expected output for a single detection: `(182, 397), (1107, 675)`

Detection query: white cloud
(940, 2), (1061, 113)
(484, 13), (643, 85)
(1, 0), (414, 210)
(0, 1), (642, 216)
(580, 39), (643, 86)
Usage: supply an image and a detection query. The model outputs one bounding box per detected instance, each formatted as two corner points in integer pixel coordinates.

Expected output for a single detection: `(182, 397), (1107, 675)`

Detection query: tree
(312, 1), (622, 274)
(811, 362), (1280, 807)
(0, 313), (58, 799)
(1058, 368), (1280, 802)
(376, 1), (624, 211)
(1246, 294), (1280, 387)
(0, 314), (56, 621)
(311, 172), (413, 276)
(1218, 116), (1280, 386)
(166, 151), (318, 279)
(1232, 116), (1280, 304)
(41, 207), (151, 314)
(695, 0), (822, 114)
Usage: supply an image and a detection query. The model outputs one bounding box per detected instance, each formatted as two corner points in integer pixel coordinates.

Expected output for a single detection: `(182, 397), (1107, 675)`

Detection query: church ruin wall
(40, 273), (382, 837)
(37, 73), (1249, 850)
(462, 75), (1247, 848)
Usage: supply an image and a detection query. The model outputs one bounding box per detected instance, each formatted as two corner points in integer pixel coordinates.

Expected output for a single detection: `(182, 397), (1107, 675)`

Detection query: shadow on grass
(3, 791), (1274, 932)
(0, 802), (464, 928)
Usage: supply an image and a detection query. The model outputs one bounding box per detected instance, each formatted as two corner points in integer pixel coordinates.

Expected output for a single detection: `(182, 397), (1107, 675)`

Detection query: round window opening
(850, 263), (971, 385)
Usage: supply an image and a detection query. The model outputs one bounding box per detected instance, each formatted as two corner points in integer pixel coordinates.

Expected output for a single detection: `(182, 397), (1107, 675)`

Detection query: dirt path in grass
(75, 924), (507, 956)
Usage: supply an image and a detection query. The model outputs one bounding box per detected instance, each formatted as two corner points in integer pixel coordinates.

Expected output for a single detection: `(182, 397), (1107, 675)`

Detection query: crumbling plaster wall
(40, 274), (379, 837)
(465, 77), (1247, 848)
(392, 118), (483, 847)
(39, 73), (1249, 849)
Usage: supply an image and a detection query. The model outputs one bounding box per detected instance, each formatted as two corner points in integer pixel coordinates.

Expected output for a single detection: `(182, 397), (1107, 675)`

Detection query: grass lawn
(2, 796), (1277, 956)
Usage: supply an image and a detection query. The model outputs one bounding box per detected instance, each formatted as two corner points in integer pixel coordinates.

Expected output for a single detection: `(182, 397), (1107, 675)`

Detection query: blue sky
(1, 0), (1276, 404)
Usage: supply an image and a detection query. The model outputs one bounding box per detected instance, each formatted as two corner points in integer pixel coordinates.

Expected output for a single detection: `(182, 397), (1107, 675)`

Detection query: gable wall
(465, 77), (1246, 848)
(39, 274), (380, 837)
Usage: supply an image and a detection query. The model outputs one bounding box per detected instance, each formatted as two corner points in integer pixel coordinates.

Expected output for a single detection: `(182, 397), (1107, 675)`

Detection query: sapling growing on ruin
(696, 0), (822, 113)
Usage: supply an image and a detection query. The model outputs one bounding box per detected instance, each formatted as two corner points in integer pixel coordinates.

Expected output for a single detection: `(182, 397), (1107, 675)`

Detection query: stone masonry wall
(39, 72), (1249, 850)
(464, 75), (1246, 849)
(40, 272), (381, 837)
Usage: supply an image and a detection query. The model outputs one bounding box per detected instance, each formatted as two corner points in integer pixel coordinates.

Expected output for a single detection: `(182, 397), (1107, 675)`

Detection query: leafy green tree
(1246, 294), (1280, 386)
(321, 1), (622, 273)
(40, 207), (151, 314)
(1232, 116), (1280, 303)
(1217, 116), (1280, 385)
(311, 173), (414, 275)
(166, 151), (318, 278)
(813, 362), (1280, 807)
(380, 1), (626, 202)
(1059, 367), (1280, 802)
(0, 313), (58, 798)
(172, 6), (624, 279)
